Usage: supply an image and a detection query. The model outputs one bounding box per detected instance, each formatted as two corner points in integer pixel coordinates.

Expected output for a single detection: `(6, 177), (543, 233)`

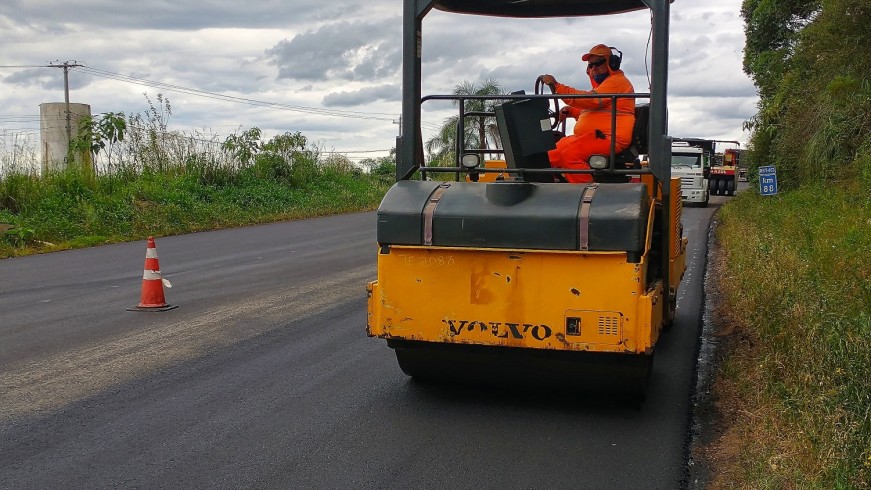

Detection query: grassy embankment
(707, 181), (870, 488)
(1, 95), (396, 258)
(713, 1), (871, 484)
(0, 158), (392, 259)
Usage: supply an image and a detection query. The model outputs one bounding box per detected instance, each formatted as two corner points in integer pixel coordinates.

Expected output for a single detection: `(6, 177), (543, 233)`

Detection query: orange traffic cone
(127, 236), (178, 312)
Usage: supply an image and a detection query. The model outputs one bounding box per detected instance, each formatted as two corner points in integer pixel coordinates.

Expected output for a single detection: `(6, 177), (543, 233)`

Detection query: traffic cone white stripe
(143, 269), (162, 280)
(146, 248), (159, 259)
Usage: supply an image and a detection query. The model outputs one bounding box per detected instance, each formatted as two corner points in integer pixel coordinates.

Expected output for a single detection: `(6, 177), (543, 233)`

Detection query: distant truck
(737, 149), (749, 181)
(709, 144), (741, 196)
(671, 138), (715, 207)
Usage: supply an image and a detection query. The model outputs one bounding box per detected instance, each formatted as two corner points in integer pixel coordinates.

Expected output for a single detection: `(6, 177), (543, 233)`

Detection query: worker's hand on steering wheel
(559, 106), (573, 121)
(540, 74), (557, 89)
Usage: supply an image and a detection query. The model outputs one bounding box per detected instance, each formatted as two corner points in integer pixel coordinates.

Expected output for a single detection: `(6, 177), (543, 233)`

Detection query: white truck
(671, 139), (714, 207)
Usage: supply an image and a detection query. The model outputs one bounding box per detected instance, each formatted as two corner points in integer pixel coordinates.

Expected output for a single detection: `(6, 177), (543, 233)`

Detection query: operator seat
(495, 98), (558, 183)
(495, 99), (649, 184)
(593, 104), (649, 183)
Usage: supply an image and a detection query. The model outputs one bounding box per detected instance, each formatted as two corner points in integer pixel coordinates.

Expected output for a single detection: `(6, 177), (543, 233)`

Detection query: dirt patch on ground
(687, 218), (755, 489)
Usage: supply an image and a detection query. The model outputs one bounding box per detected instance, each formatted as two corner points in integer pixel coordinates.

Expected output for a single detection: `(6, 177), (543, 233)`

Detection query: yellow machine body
(368, 247), (662, 355)
(367, 178), (686, 357)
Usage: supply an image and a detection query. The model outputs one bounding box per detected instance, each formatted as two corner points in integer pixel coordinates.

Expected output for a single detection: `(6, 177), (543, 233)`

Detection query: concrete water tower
(40, 102), (91, 174)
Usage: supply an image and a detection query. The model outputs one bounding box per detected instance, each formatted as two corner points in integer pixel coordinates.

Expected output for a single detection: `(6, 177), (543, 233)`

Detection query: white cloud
(0, 0), (758, 161)
(266, 18), (401, 82)
(322, 84), (400, 107)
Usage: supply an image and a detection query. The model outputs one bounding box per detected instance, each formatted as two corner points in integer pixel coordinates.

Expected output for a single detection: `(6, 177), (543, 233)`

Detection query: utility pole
(46, 61), (82, 149)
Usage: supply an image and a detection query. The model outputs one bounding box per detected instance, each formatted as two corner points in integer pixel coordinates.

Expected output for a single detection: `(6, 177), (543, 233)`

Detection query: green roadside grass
(709, 182), (870, 488)
(0, 165), (392, 258)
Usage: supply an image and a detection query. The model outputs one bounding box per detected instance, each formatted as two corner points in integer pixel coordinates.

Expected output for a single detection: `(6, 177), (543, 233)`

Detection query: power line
(0, 122), (393, 154)
(4, 63), (401, 122)
(5, 63), (449, 141)
(3, 62), (413, 154)
(76, 65), (400, 122)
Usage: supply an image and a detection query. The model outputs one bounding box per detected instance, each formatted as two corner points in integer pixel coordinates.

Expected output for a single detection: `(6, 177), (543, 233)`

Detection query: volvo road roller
(367, 0), (686, 401)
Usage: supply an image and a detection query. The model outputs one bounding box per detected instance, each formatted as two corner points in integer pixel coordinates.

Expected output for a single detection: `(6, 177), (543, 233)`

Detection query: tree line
(741, 0), (871, 190)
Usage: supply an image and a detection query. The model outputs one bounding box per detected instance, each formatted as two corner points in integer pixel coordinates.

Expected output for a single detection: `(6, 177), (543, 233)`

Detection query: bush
(289, 156), (320, 188)
(373, 161), (396, 182)
(711, 185), (870, 488)
(0, 97), (393, 257)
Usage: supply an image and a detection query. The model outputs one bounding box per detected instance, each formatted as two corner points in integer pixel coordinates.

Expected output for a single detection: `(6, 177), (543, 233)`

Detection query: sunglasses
(587, 59), (607, 68)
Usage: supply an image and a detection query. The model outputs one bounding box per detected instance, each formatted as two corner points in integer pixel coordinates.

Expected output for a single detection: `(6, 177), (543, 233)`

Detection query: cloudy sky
(0, 1), (757, 165)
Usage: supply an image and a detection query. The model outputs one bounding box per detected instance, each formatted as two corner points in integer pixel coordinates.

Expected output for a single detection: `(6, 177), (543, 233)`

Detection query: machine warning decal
(442, 319), (552, 341)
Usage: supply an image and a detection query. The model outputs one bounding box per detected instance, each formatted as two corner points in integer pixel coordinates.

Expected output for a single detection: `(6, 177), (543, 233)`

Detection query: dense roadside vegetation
(704, 0), (870, 487)
(0, 96), (395, 258)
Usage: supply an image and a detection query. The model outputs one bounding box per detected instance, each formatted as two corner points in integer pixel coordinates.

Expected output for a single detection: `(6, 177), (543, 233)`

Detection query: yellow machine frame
(368, 178), (687, 357)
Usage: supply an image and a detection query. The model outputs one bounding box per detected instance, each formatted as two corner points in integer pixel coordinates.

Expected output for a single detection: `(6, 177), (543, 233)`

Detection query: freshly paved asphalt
(0, 193), (730, 489)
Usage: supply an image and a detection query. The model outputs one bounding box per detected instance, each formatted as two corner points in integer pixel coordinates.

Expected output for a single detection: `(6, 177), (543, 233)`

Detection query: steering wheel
(535, 76), (563, 131)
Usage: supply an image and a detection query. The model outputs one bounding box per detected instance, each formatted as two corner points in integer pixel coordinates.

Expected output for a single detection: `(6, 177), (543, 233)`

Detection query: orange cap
(581, 44), (612, 61)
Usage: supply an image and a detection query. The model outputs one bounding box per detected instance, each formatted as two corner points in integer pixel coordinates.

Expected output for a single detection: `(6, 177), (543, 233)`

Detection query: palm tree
(425, 79), (505, 166)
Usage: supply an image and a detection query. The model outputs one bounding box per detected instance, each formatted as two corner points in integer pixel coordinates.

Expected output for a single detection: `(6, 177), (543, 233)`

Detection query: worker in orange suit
(540, 44), (636, 183)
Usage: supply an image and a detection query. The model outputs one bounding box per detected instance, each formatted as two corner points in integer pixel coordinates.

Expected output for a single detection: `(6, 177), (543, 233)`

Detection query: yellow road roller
(367, 0), (685, 401)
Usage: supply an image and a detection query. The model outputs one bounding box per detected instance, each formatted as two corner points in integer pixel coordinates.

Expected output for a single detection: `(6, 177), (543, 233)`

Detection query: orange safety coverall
(547, 67), (636, 183)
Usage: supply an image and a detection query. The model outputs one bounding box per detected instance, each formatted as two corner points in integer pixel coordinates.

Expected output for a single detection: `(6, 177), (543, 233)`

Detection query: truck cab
(671, 139), (713, 207)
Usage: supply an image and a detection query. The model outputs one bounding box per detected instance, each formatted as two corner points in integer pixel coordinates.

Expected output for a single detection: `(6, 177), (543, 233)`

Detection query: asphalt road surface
(0, 191), (733, 489)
